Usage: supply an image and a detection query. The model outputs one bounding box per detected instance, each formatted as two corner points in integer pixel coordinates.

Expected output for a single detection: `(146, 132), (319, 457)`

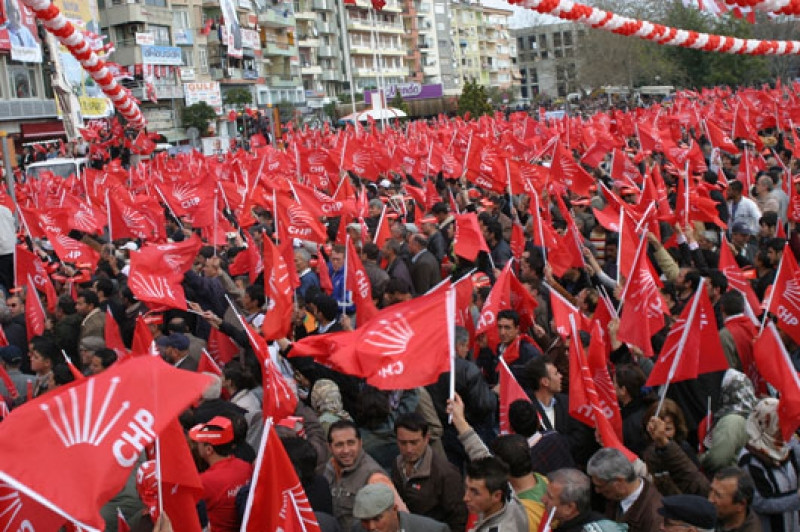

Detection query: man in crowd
(708, 467), (761, 532)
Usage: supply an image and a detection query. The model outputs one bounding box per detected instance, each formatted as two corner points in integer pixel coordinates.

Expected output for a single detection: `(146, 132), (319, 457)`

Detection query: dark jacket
(391, 446), (467, 532)
(718, 509), (763, 532)
(427, 231), (448, 263)
(620, 398), (649, 457)
(603, 478), (663, 532)
(410, 249), (441, 295)
(324, 450), (387, 531)
(558, 510), (626, 532)
(642, 440), (710, 496)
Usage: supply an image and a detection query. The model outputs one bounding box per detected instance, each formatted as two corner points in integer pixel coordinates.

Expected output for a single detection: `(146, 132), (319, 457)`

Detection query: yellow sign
(80, 97), (111, 117)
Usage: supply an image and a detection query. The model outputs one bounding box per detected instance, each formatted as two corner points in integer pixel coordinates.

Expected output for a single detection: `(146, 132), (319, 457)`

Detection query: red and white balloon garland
(721, 0), (800, 16)
(516, 0), (800, 55)
(19, 0), (146, 129)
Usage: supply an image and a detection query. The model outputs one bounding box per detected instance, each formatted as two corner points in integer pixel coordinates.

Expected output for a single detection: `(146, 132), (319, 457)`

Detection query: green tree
(276, 100), (296, 123)
(457, 80), (492, 119)
(389, 91), (409, 115)
(181, 102), (218, 136)
(224, 87), (253, 109)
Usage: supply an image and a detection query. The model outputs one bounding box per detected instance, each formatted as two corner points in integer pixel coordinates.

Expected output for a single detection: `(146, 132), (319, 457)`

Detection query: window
(553, 33), (561, 47)
(564, 31), (573, 46)
(145, 0), (166, 7)
(517, 37), (524, 51)
(198, 46), (209, 73)
(181, 48), (194, 66)
(8, 63), (38, 99)
(173, 10), (190, 29)
(150, 25), (171, 45)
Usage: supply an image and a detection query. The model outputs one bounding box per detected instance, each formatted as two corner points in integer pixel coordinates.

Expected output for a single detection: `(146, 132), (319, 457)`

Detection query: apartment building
(513, 22), (584, 101)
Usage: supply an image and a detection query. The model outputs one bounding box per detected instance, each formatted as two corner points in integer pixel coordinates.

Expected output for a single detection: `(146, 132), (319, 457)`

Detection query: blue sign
(141, 45), (183, 66)
(173, 29), (194, 46)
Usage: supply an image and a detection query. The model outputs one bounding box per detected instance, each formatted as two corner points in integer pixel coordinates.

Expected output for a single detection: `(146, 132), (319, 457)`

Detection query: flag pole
(446, 286), (456, 424)
(105, 189), (113, 244)
(759, 246), (785, 334)
(155, 437), (164, 518)
(241, 417), (273, 529)
(373, 205), (386, 244)
(616, 232), (648, 315)
(213, 189), (219, 258)
(655, 278), (706, 418)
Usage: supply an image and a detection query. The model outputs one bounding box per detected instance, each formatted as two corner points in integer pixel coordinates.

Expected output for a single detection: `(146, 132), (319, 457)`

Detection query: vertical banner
(52, 0), (113, 118)
(0, 0), (42, 63)
(219, 0), (243, 58)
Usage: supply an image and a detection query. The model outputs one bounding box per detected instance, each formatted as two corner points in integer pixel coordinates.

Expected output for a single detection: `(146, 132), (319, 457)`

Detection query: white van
(25, 157), (89, 180)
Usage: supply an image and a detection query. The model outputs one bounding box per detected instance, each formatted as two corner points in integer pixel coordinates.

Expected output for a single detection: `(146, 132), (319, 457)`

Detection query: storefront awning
(20, 121), (66, 140)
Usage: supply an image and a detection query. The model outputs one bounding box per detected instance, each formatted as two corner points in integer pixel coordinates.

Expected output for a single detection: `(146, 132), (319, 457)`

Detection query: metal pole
(338, 0), (358, 120)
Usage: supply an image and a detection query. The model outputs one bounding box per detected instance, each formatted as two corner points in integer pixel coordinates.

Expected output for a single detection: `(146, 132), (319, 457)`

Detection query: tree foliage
(458, 80), (493, 119)
(223, 87), (253, 108)
(181, 102), (218, 136)
(390, 91), (410, 115)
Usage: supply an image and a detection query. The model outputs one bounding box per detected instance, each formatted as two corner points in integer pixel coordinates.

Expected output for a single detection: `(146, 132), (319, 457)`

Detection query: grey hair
(587, 448), (636, 482)
(548, 469), (591, 514)
(369, 198), (383, 210)
(294, 247), (311, 263)
(201, 374), (222, 400)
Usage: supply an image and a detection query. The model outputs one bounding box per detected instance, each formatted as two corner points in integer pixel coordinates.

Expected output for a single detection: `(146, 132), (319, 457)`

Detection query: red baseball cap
(467, 189), (482, 199)
(188, 416), (234, 445)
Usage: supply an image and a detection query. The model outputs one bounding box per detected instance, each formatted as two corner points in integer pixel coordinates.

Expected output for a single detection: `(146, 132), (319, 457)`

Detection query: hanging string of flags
(18, 0), (146, 129)
(515, 0), (800, 55)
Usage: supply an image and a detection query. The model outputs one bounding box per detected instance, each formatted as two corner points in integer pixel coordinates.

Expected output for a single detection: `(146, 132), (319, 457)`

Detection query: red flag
(510, 222), (525, 263)
(550, 141), (595, 197)
(587, 321), (623, 438)
(44, 230), (100, 270)
(61, 351), (85, 381)
(198, 349), (222, 377)
(207, 328), (240, 366)
(200, 18), (213, 35)
(617, 238), (668, 358)
(275, 195), (328, 244)
(346, 237), (379, 324)
(498, 359), (530, 435)
(131, 131), (156, 156)
(453, 213), (490, 262)
(718, 235), (761, 314)
(568, 315), (637, 461)
(789, 175), (800, 223)
(107, 191), (163, 242)
(767, 245), (800, 345)
(705, 120), (740, 154)
(15, 245), (57, 313)
(0, 365), (19, 401)
(373, 206), (392, 249)
(0, 357), (213, 531)
(263, 356), (298, 421)
(128, 237), (202, 311)
(646, 279), (729, 387)
(105, 309), (129, 361)
(153, 419), (204, 532)
(241, 420), (321, 532)
(317, 246), (333, 295)
(0, 481), (66, 531)
(753, 322), (800, 441)
(229, 232), (264, 285)
(117, 509), (131, 532)
(261, 237), (294, 341)
(131, 315), (158, 357)
(25, 276), (45, 341)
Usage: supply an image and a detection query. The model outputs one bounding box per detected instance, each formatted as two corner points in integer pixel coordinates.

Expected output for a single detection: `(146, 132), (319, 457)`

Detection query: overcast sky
(480, 0), (562, 28)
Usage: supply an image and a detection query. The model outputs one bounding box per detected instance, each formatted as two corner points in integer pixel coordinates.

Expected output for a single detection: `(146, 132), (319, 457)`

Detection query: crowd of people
(1, 83), (800, 532)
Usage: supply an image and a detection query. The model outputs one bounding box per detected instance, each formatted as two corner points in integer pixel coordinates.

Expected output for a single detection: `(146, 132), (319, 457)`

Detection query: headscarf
(715, 369), (757, 424)
(746, 398), (789, 465)
(310, 379), (351, 420)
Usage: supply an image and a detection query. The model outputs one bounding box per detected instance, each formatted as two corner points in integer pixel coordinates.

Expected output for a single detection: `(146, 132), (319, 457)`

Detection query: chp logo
(129, 273), (178, 303)
(0, 482), (35, 532)
(287, 204), (315, 228)
(363, 315), (414, 380)
(40, 376), (156, 468)
(54, 235), (84, 262)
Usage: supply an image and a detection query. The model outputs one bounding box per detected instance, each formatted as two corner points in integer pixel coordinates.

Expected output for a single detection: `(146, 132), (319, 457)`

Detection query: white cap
(121, 242), (139, 251)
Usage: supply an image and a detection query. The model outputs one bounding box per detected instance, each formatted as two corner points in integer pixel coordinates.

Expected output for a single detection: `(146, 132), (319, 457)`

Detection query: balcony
(130, 83), (185, 100)
(347, 20), (405, 34)
(313, 0), (333, 10)
(258, 9), (295, 27)
(295, 10), (315, 20)
(318, 45), (336, 57)
(210, 68), (224, 80)
(301, 65), (322, 75)
(264, 42), (296, 56)
(423, 65), (437, 76)
(101, 2), (147, 25)
(318, 21), (334, 33)
(297, 37), (320, 47)
(322, 70), (339, 81)
(270, 75), (301, 87)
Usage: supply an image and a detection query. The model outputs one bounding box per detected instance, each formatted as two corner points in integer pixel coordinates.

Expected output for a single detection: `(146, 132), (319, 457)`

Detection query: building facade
(513, 22), (584, 102)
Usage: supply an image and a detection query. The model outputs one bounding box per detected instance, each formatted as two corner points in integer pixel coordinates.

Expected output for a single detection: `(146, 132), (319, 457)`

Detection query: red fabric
(498, 359), (530, 435)
(753, 322), (800, 441)
(317, 246), (333, 294)
(0, 482), (66, 531)
(617, 246), (668, 358)
(549, 141), (595, 197)
(207, 328), (239, 366)
(587, 321), (623, 438)
(346, 237), (379, 323)
(476, 263), (513, 350)
(107, 190), (163, 242)
(262, 356), (298, 421)
(705, 119), (740, 154)
(131, 131), (156, 155)
(510, 222), (525, 263)
(768, 245), (800, 345)
(725, 315), (765, 395)
(131, 315), (158, 357)
(261, 237), (294, 341)
(44, 229), (100, 270)
(229, 232), (264, 285)
(201, 457), (253, 532)
(198, 349), (222, 377)
(15, 245), (57, 313)
(0, 357), (213, 530)
(0, 365), (18, 401)
(718, 235), (762, 313)
(159, 181), (215, 228)
(117, 509), (131, 532)
(154, 420), (204, 532)
(105, 309), (129, 362)
(241, 421), (321, 532)
(453, 213), (489, 262)
(24, 276), (45, 341)
(127, 237), (201, 311)
(646, 282), (728, 387)
(275, 195), (328, 244)
(373, 207), (392, 249)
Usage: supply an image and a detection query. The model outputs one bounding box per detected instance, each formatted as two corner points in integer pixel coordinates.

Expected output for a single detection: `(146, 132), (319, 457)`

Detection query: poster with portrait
(219, 0), (243, 58)
(0, 0), (42, 63)
(52, 0), (112, 118)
